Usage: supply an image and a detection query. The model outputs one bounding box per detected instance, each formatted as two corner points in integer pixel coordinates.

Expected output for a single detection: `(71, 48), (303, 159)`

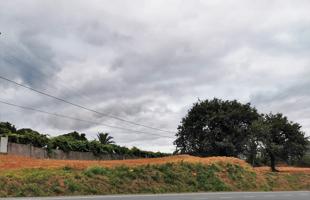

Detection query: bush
(8, 129), (49, 148)
(84, 167), (109, 177)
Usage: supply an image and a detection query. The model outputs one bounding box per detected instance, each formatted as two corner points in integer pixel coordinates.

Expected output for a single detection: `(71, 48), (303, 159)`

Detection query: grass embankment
(0, 155), (309, 197)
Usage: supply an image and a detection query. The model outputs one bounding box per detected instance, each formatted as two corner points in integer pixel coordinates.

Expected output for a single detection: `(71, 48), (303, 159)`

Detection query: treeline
(0, 122), (169, 158)
(175, 98), (310, 170)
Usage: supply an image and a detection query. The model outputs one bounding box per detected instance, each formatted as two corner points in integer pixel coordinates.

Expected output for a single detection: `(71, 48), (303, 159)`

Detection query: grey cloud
(251, 78), (310, 133)
(1, 0), (310, 152)
(0, 37), (58, 86)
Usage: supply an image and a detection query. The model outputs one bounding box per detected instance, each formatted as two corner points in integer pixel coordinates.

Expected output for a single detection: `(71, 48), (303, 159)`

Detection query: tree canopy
(174, 98), (260, 157)
(61, 131), (87, 141)
(174, 98), (309, 171)
(97, 132), (115, 145)
(250, 113), (308, 171)
(0, 122), (16, 135)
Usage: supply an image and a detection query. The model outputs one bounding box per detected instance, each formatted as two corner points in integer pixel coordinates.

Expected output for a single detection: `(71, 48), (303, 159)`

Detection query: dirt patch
(255, 166), (310, 174)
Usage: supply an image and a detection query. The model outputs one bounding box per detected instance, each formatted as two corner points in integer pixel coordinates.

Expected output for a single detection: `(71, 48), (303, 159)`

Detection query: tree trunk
(270, 153), (278, 172)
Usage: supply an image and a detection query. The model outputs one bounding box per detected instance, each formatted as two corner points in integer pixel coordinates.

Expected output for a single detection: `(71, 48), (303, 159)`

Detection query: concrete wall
(0, 137), (8, 153)
(50, 149), (98, 160)
(6, 142), (136, 160)
(8, 142), (47, 159)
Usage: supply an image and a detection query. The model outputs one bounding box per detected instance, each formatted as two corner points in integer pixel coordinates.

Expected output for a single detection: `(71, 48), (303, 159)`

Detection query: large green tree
(174, 98), (260, 157)
(251, 113), (308, 171)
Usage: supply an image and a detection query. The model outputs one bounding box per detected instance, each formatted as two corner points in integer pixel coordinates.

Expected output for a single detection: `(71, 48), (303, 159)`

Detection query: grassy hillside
(0, 161), (309, 197)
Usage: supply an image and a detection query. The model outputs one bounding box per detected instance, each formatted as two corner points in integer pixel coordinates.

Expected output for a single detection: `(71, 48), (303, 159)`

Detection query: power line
(0, 75), (175, 134)
(0, 100), (174, 139)
(0, 40), (90, 105)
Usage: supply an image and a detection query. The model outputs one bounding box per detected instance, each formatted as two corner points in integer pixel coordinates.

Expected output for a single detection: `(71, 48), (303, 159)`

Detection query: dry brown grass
(255, 166), (310, 173)
(1, 154), (309, 174)
(0, 154), (248, 170)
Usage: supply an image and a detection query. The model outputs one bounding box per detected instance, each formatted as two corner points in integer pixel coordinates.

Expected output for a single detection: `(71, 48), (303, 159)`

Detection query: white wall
(0, 137), (8, 153)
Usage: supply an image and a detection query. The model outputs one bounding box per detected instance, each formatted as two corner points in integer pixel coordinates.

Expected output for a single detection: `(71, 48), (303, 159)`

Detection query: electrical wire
(0, 99), (175, 139)
(0, 75), (175, 133)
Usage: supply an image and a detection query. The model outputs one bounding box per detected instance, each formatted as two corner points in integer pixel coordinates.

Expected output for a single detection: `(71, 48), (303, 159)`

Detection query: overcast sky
(0, 0), (310, 152)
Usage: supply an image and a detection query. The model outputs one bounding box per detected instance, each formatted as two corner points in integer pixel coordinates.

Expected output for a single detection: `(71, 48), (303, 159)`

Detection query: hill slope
(0, 155), (309, 197)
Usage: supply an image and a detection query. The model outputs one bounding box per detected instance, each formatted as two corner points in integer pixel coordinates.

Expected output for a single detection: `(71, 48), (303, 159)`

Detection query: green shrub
(64, 179), (81, 193)
(84, 166), (109, 177)
(8, 129), (49, 148)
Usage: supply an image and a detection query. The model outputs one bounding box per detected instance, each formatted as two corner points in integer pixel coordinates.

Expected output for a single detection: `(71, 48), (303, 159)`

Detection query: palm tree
(97, 132), (115, 145)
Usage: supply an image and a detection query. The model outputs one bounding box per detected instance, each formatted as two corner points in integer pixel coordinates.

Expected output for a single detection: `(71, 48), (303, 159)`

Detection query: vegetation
(0, 161), (309, 197)
(175, 98), (309, 171)
(0, 122), (168, 159)
(7, 128), (49, 148)
(249, 114), (308, 171)
(175, 98), (260, 157)
(0, 122), (16, 135)
(292, 140), (310, 167)
(97, 132), (115, 145)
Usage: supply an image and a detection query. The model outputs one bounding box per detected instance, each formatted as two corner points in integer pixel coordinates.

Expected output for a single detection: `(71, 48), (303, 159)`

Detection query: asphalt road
(1, 192), (310, 200)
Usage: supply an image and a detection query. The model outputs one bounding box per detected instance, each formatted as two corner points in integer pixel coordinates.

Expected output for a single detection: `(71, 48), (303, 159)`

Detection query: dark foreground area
(1, 192), (310, 200)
